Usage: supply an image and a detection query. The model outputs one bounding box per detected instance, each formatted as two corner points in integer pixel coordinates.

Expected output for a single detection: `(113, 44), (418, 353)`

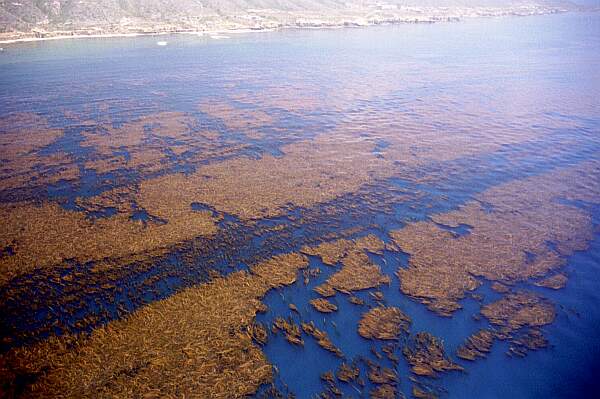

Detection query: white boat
(156, 41), (168, 46)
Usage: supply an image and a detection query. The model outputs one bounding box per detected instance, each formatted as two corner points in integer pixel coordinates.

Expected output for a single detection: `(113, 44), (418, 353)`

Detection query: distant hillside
(0, 0), (579, 37)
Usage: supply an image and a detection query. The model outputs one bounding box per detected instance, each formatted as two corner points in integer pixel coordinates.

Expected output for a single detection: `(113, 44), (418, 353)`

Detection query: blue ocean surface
(0, 11), (599, 399)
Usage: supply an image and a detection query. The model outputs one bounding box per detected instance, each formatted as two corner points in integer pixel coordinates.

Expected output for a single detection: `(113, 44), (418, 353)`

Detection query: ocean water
(1, 11), (599, 399)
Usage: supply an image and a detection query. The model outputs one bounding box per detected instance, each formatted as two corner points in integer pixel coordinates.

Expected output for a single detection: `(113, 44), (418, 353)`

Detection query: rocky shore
(0, 3), (575, 45)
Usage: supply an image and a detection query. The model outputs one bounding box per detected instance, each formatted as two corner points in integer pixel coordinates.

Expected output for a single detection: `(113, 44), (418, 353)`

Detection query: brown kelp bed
(392, 160), (600, 317)
(358, 307), (411, 340)
(2, 92), (583, 284)
(0, 254), (308, 398)
(303, 235), (390, 296)
(258, 161), (600, 398)
(0, 179), (414, 349)
(0, 160), (598, 398)
(0, 95), (599, 399)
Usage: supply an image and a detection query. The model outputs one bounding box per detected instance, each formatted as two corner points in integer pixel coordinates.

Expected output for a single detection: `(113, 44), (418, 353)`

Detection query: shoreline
(0, 9), (579, 46)
(0, 28), (293, 45)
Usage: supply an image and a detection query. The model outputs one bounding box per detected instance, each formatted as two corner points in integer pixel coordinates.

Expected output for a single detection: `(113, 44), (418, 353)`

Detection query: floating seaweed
(301, 321), (343, 357)
(453, 291), (556, 363)
(392, 161), (600, 316)
(456, 329), (494, 361)
(0, 192), (219, 286)
(412, 385), (438, 399)
(302, 234), (384, 266)
(490, 282), (510, 293)
(1, 76), (599, 399)
(273, 317), (304, 346)
(0, 253), (308, 397)
(314, 283), (336, 298)
(358, 306), (411, 340)
(323, 250), (390, 294)
(366, 361), (398, 385)
(152, 137), (394, 220)
(288, 303), (300, 314)
(0, 113), (74, 193)
(310, 298), (338, 313)
(301, 239), (354, 266)
(382, 343), (400, 363)
(198, 99), (275, 138)
(349, 296), (365, 305)
(321, 370), (335, 384)
(370, 291), (385, 301)
(402, 332), (463, 377)
(250, 322), (269, 346)
(303, 267), (321, 285)
(534, 273), (568, 290)
(369, 383), (397, 399)
(336, 362), (360, 383)
(307, 235), (390, 297)
(481, 291), (555, 332)
(508, 328), (549, 357)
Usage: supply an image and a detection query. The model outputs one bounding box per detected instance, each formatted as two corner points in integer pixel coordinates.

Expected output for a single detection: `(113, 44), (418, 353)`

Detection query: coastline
(0, 28), (287, 45)
(0, 8), (577, 46)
